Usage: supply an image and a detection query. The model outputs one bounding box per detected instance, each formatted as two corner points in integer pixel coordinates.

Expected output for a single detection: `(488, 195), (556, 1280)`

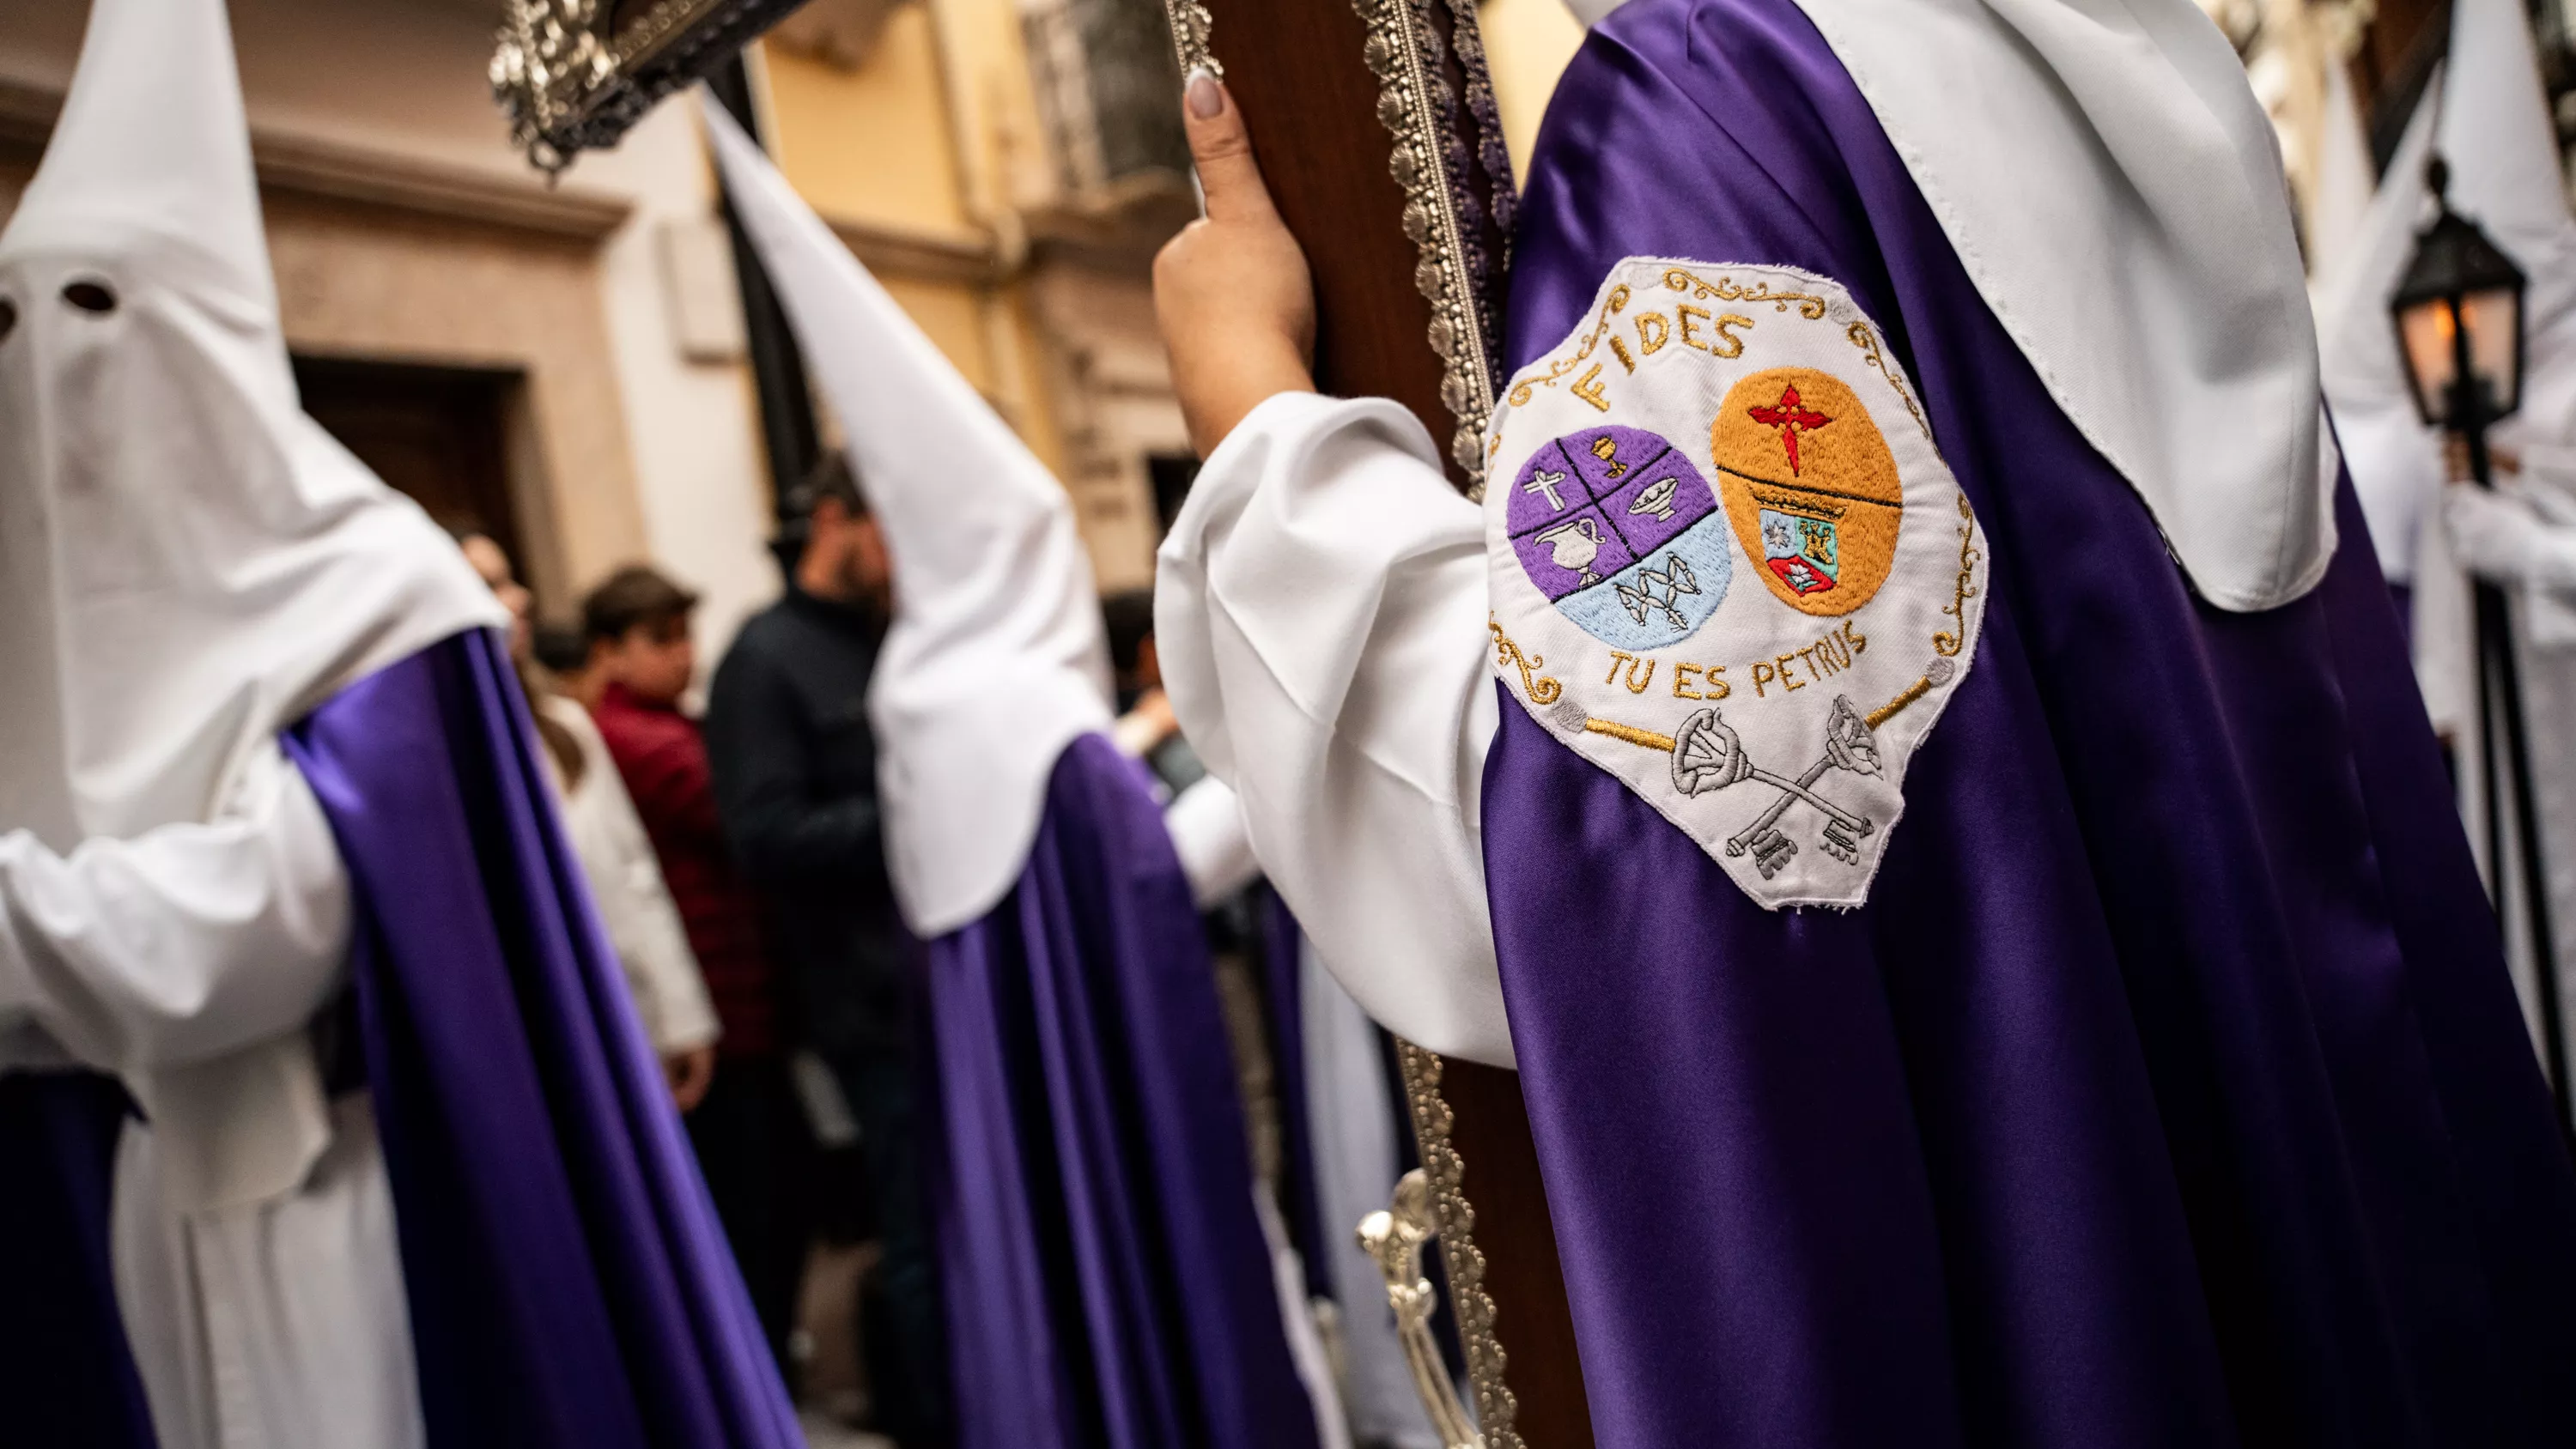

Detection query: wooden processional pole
(1158, 3), (1594, 1444)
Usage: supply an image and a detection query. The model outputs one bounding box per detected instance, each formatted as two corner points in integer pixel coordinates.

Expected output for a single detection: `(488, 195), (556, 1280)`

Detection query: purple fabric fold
(1255, 889), (1332, 1301)
(286, 630), (800, 1449)
(1481, 3), (2576, 1446)
(922, 733), (1318, 1449)
(0, 1071), (158, 1447)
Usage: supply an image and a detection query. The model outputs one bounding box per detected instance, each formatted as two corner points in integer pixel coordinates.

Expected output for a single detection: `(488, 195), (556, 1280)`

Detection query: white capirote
(1156, 393), (1510, 1066)
(702, 95), (1114, 937)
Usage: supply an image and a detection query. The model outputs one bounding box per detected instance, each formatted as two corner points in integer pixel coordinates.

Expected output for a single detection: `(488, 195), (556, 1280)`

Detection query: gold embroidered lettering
(1608, 335), (1637, 373)
(1795, 644), (1819, 679)
(1775, 652), (1806, 692)
(1604, 650), (1634, 686)
(1677, 304), (1712, 351)
(1571, 362), (1610, 412)
(1703, 664), (1730, 700)
(1708, 313), (1754, 359)
(1673, 663), (1704, 700)
(1843, 619), (1867, 656)
(1621, 655), (1656, 694)
(1637, 312), (1670, 355)
(1750, 660), (1777, 698)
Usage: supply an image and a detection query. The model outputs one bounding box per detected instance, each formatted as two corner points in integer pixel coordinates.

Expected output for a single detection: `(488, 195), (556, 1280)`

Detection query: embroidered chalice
(1535, 516), (1606, 586)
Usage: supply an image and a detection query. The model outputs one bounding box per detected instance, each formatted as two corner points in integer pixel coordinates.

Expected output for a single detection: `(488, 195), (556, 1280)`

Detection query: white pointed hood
(0, 0), (501, 850)
(2319, 0), (2576, 580)
(2306, 49), (2377, 299)
(701, 95), (1114, 937)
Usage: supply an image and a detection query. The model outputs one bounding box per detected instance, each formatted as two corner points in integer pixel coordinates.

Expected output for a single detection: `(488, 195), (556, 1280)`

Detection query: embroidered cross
(1748, 384), (1832, 476)
(1525, 468), (1568, 512)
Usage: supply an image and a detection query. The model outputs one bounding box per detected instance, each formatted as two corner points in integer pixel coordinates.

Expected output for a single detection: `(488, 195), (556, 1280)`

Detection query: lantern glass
(2463, 284), (2522, 417)
(2397, 293), (2460, 427)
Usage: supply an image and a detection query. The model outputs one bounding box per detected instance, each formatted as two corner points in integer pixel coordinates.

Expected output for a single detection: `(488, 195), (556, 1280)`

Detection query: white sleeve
(0, 741), (349, 1076)
(550, 699), (720, 1055)
(1164, 776), (1262, 908)
(1155, 391), (1511, 1067)
(2445, 484), (2576, 593)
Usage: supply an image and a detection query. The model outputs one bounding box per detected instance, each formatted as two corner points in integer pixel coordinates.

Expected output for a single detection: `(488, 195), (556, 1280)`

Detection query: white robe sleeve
(0, 740), (351, 1211)
(1165, 776), (1263, 908)
(546, 696), (720, 1056)
(0, 740), (349, 1076)
(1155, 391), (1511, 1067)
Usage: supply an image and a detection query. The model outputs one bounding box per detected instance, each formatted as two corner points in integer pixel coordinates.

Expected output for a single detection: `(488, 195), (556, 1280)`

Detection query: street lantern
(2391, 157), (2529, 433)
(2391, 151), (2567, 1129)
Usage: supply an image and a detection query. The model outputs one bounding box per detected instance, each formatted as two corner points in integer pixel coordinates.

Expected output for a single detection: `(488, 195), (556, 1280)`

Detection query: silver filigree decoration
(1160, 0), (1224, 80)
(1354, 0), (1515, 494)
(491, 0), (804, 173)
(1395, 1039), (1522, 1449)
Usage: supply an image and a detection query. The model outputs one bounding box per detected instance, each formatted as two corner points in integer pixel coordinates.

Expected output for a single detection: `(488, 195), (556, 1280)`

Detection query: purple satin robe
(921, 734), (1319, 1449)
(1482, 4), (2576, 1446)
(0, 1071), (157, 1446)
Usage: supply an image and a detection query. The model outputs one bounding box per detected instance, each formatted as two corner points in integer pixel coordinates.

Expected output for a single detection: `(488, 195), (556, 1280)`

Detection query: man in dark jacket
(705, 458), (948, 1447)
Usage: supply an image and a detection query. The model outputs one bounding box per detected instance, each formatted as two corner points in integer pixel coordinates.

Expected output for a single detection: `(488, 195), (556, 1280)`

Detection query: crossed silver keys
(1555, 657), (1954, 880)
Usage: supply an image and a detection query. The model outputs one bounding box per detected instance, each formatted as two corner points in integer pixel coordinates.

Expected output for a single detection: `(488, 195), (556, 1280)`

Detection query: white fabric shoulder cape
(1580, 0), (2333, 611)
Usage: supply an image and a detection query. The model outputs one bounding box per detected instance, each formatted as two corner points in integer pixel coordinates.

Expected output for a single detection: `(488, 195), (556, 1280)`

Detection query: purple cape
(921, 734), (1319, 1449)
(0, 632), (798, 1448)
(1482, 4), (2576, 1446)
(286, 631), (799, 1448)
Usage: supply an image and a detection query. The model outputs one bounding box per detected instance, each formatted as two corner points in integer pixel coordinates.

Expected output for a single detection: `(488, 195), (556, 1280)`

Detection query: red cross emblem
(1748, 384), (1832, 476)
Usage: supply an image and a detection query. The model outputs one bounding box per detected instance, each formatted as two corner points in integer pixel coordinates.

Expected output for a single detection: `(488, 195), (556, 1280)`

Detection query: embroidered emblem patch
(1485, 259), (1989, 910)
(1504, 424), (1732, 651)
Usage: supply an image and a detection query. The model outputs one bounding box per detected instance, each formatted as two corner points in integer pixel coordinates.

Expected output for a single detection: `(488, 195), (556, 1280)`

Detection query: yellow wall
(761, 9), (972, 235)
(880, 273), (993, 390)
(1480, 0), (1588, 181)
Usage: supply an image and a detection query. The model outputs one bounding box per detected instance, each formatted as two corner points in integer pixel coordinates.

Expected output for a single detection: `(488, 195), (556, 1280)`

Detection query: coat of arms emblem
(1504, 424), (1733, 652)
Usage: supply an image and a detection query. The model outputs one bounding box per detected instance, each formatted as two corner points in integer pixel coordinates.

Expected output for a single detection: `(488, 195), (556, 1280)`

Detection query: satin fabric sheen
(1484, 4), (2576, 1447)
(286, 633), (799, 1449)
(0, 1071), (157, 1446)
(921, 734), (1318, 1449)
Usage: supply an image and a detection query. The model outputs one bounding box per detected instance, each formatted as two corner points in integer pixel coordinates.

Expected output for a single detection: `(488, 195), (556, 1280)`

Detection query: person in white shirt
(455, 530), (720, 1109)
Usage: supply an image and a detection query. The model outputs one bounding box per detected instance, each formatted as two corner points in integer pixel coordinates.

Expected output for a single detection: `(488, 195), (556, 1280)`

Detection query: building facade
(0, 0), (1204, 664)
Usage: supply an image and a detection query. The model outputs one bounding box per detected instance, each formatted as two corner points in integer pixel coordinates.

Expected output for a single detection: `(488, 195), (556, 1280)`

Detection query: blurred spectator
(458, 535), (720, 1110)
(583, 564), (805, 1362)
(1102, 587), (1201, 795)
(535, 620), (604, 710)
(706, 457), (949, 1447)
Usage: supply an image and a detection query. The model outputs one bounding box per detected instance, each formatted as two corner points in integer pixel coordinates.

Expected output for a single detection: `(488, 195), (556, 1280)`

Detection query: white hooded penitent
(2319, 0), (2576, 581)
(0, 0), (498, 1216)
(701, 95), (1113, 937)
(0, 0), (500, 856)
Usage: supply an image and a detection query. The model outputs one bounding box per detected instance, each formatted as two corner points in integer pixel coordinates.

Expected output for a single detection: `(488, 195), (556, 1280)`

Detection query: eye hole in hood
(0, 296), (16, 343)
(63, 280), (118, 314)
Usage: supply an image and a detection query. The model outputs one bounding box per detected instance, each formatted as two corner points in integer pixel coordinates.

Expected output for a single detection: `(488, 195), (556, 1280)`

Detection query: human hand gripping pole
(1154, 69), (1320, 458)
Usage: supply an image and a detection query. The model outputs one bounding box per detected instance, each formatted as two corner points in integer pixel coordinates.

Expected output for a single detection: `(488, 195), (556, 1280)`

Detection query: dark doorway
(293, 355), (526, 567)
